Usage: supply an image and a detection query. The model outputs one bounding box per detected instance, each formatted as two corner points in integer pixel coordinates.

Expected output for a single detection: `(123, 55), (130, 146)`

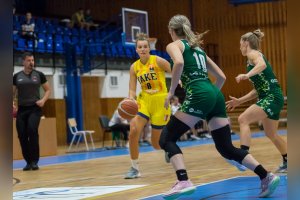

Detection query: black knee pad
(159, 126), (169, 150)
(211, 125), (248, 163)
(159, 115), (190, 159)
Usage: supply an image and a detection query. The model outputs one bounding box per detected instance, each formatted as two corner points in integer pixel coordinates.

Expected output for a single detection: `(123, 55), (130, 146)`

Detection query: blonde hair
(135, 32), (150, 46)
(241, 29), (264, 50)
(168, 15), (209, 48)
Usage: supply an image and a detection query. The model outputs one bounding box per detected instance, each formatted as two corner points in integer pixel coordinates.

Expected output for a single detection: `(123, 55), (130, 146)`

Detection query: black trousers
(16, 105), (42, 164)
(109, 124), (129, 141)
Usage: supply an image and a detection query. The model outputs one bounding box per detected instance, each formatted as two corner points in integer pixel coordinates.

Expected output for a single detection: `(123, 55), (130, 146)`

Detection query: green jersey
(179, 39), (209, 89)
(170, 39), (227, 120)
(247, 54), (282, 99)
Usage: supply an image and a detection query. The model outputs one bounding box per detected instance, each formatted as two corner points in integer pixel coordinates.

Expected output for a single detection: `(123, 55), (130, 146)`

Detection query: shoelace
(171, 181), (180, 190)
(261, 175), (271, 189)
(279, 163), (286, 168)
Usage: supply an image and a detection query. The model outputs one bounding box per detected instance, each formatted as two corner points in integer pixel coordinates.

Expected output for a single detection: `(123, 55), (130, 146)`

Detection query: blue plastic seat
(15, 38), (26, 51)
(36, 39), (46, 53)
(46, 41), (53, 53)
(63, 35), (71, 43)
(55, 41), (64, 53)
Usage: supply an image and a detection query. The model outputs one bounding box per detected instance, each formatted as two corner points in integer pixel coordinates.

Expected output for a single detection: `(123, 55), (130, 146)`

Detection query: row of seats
(13, 15), (171, 60)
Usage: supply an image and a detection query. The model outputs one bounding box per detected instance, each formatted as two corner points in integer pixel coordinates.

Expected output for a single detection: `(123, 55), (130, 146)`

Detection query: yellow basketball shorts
(137, 92), (171, 129)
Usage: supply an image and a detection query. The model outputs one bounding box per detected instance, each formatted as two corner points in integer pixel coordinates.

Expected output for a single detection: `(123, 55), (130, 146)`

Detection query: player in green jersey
(226, 29), (287, 173)
(159, 15), (280, 199)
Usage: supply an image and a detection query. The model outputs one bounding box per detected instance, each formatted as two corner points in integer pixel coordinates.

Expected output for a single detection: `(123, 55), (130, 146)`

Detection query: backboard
(122, 8), (149, 46)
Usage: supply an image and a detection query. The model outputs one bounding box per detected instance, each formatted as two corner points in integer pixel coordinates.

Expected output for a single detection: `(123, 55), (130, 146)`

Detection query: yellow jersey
(133, 55), (167, 94)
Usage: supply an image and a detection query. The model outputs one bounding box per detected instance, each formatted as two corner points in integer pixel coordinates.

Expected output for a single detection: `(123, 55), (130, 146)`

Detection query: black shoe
(31, 163), (39, 170)
(23, 164), (31, 171)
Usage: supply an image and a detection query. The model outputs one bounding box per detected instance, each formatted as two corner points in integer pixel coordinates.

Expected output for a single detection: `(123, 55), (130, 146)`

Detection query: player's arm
(156, 56), (171, 73)
(226, 89), (258, 111)
(41, 82), (51, 101)
(246, 51), (267, 78)
(206, 55), (226, 90)
(36, 82), (51, 107)
(238, 89), (258, 104)
(13, 74), (18, 104)
(129, 64), (137, 100)
(166, 41), (184, 96)
(13, 85), (17, 104)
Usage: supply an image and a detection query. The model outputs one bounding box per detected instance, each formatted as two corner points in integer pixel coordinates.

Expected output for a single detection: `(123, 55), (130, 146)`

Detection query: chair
(99, 115), (122, 148)
(67, 118), (95, 152)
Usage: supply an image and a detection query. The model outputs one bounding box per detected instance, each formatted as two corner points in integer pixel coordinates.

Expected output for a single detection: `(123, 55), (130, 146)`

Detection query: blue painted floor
(13, 130), (287, 170)
(141, 175), (287, 200)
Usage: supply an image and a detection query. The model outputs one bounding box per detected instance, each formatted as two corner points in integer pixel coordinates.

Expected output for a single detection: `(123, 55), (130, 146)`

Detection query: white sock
(131, 159), (139, 170)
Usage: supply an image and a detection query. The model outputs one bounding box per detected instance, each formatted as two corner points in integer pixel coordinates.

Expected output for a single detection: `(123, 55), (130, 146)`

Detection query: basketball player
(124, 33), (171, 179)
(159, 15), (280, 198)
(226, 29), (287, 173)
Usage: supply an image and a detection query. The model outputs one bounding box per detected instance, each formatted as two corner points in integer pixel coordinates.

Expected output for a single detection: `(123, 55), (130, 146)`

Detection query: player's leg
(124, 115), (148, 179)
(149, 93), (171, 150)
(238, 104), (267, 150)
(209, 90), (280, 198)
(159, 111), (200, 197)
(262, 118), (287, 172)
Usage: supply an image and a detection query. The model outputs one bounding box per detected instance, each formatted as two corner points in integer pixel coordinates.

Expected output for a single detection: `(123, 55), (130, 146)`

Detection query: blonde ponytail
(168, 15), (208, 48)
(252, 29), (264, 41)
(241, 29), (264, 50)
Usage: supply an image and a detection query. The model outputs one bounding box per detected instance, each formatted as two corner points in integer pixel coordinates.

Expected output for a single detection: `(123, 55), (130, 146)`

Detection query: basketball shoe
(275, 161), (287, 173)
(163, 180), (196, 199)
(259, 172), (280, 197)
(124, 167), (141, 179)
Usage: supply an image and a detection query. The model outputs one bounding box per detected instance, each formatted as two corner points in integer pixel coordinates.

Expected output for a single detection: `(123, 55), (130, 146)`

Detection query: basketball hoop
(149, 37), (157, 50)
(122, 8), (148, 46)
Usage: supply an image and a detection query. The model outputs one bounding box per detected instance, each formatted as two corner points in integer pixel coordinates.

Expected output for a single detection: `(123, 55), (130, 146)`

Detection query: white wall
(83, 69), (141, 98)
(14, 66), (143, 99)
(14, 66), (66, 99)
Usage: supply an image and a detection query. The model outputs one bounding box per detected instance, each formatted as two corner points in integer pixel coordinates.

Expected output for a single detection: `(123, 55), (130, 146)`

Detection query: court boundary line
(13, 130), (287, 170)
(141, 175), (287, 199)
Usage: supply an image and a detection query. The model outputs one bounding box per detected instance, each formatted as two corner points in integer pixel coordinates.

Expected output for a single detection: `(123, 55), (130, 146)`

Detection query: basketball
(118, 99), (138, 120)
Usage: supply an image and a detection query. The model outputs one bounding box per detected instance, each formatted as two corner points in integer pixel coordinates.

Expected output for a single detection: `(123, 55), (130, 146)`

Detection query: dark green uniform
(247, 54), (284, 120)
(177, 39), (227, 121)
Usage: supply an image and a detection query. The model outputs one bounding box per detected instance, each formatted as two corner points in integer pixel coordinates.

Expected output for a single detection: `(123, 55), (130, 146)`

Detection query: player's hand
(235, 74), (249, 83)
(178, 80), (183, 87)
(225, 96), (241, 111)
(164, 93), (172, 109)
(36, 99), (45, 107)
(125, 97), (137, 104)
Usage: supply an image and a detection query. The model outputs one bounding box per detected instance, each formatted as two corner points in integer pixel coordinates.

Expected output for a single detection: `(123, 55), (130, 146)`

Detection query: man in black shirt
(13, 52), (51, 171)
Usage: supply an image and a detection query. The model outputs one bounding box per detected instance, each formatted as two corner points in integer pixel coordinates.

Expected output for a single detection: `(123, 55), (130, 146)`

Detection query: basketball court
(12, 1), (288, 199)
(13, 131), (287, 199)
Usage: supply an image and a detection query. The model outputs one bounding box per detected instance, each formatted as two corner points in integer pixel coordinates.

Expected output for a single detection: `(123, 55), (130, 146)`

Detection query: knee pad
(159, 115), (190, 159)
(211, 125), (248, 163)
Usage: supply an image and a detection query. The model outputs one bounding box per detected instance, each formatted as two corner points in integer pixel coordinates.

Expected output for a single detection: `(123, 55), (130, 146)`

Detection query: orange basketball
(118, 99), (138, 120)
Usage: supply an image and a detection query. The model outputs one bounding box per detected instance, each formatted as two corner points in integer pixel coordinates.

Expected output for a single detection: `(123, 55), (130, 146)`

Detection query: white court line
(139, 175), (280, 199)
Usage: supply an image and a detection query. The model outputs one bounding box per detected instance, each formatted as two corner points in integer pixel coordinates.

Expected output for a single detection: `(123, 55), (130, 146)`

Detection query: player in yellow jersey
(124, 33), (171, 179)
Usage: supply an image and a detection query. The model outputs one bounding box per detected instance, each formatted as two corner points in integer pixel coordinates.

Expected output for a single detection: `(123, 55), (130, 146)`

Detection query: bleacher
(13, 14), (170, 62)
(228, 97), (288, 132)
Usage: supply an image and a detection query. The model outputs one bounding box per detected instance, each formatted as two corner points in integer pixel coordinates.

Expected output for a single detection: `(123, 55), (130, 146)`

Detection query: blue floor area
(141, 175), (287, 200)
(13, 130), (287, 170)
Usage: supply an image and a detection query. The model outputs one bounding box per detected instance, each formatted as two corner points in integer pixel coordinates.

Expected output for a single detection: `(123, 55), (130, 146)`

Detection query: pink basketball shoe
(163, 180), (196, 199)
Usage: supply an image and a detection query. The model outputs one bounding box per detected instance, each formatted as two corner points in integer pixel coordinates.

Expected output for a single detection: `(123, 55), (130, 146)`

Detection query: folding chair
(99, 115), (122, 148)
(67, 118), (95, 152)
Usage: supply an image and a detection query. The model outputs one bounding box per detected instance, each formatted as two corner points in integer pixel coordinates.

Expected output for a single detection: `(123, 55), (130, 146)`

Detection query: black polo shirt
(13, 70), (47, 106)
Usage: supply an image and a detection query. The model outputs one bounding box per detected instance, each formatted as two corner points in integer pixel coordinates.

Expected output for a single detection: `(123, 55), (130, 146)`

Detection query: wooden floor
(13, 134), (287, 200)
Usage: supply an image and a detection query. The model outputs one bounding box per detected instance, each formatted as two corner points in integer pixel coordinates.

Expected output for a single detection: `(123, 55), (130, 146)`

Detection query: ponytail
(169, 15), (209, 48)
(241, 29), (264, 50)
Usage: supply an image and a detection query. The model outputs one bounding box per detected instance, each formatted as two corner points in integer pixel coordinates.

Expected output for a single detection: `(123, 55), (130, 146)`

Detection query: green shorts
(256, 92), (284, 120)
(180, 80), (227, 122)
